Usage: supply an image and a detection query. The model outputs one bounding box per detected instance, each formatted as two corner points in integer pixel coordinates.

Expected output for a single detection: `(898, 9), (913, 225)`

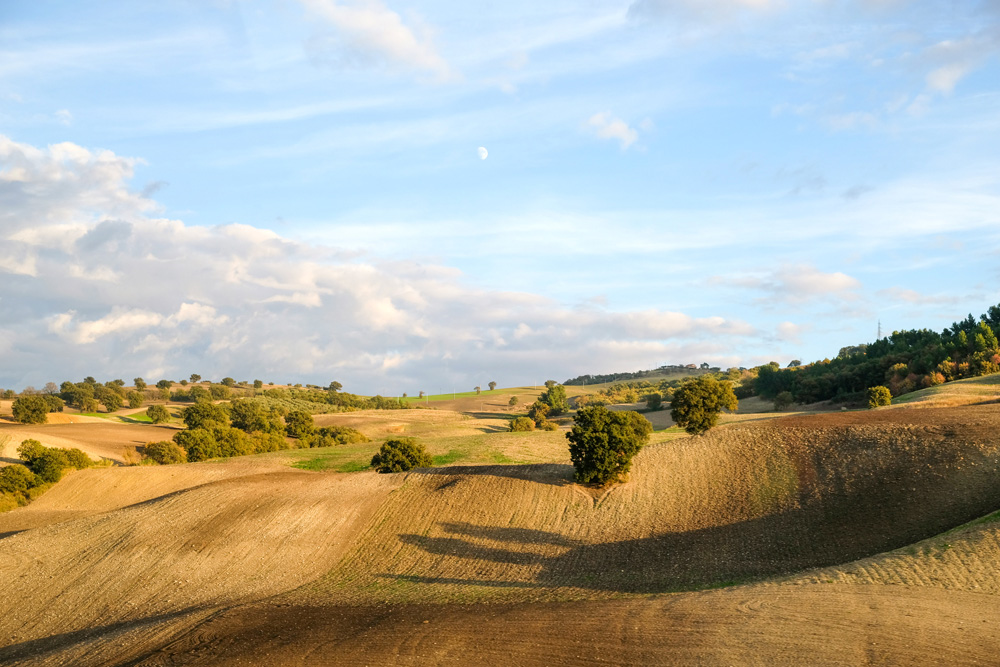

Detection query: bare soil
(0, 421), (181, 465)
(2, 400), (1000, 665)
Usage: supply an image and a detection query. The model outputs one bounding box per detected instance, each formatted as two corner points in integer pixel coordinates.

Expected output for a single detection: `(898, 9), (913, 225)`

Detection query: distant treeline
(750, 304), (1000, 404)
(564, 364), (714, 386)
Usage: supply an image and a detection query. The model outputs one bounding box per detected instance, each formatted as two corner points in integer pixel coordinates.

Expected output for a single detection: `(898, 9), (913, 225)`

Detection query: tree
(488, 381), (497, 391)
(253, 379), (263, 389)
(156, 379), (173, 391)
(18, 441), (71, 484)
(328, 381), (343, 392)
(95, 386), (124, 413)
(43, 381), (59, 395)
(544, 380), (557, 389)
(146, 405), (171, 424)
(144, 441), (187, 465)
(527, 401), (550, 425)
(127, 391), (144, 409)
(221, 377), (236, 388)
(173, 429), (220, 462)
(509, 416), (535, 432)
(229, 400), (281, 434)
(538, 383), (569, 415)
(670, 376), (738, 435)
(12, 396), (49, 424)
(773, 391), (794, 411)
(81, 397), (99, 413)
(867, 385), (892, 409)
(371, 438), (433, 473)
(508, 395), (519, 407)
(190, 374), (201, 384)
(645, 392), (663, 411)
(209, 384), (231, 400)
(475, 386), (481, 395)
(787, 360), (802, 368)
(419, 391), (426, 398)
(182, 401), (229, 430)
(566, 406), (652, 485)
(285, 410), (315, 439)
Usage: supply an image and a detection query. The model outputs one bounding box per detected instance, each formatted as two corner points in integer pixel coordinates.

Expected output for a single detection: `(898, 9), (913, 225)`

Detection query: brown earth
(2, 403), (1000, 664)
(0, 421), (181, 465)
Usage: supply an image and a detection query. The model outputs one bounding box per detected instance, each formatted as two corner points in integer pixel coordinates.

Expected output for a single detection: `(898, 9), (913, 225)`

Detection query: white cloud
(299, 0), (452, 80)
(586, 112), (639, 150)
(717, 265), (862, 305)
(55, 109), (73, 125)
(0, 136), (767, 391)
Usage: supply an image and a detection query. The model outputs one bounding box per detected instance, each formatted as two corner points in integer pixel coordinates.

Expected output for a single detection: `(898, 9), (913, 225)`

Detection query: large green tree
(670, 376), (738, 435)
(566, 406), (652, 485)
(371, 438), (433, 473)
(11, 396), (49, 424)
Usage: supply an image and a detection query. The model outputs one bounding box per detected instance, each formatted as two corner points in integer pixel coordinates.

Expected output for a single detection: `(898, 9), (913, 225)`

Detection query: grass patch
(118, 414), (153, 424)
(432, 449), (465, 466)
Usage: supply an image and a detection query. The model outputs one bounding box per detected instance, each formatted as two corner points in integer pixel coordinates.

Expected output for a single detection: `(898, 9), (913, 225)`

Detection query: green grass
(432, 449), (465, 466)
(400, 389), (511, 404)
(118, 414), (154, 424)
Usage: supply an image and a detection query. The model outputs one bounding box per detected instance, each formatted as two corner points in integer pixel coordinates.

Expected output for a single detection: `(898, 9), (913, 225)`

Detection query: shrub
(17, 439), (46, 463)
(566, 406), (652, 485)
(527, 401), (550, 425)
(508, 396), (518, 407)
(215, 426), (254, 457)
(11, 396), (48, 424)
(30, 449), (71, 483)
(0, 464), (38, 496)
(371, 438), (433, 473)
(60, 448), (92, 469)
(670, 376), (738, 435)
(508, 416), (535, 432)
(250, 431), (289, 453)
(146, 404), (171, 423)
(182, 401), (230, 430)
(645, 392), (663, 411)
(173, 428), (221, 462)
(285, 410), (315, 439)
(867, 385), (892, 409)
(127, 391), (144, 409)
(540, 420), (560, 431)
(773, 391), (794, 411)
(144, 441), (188, 465)
(305, 425), (369, 448)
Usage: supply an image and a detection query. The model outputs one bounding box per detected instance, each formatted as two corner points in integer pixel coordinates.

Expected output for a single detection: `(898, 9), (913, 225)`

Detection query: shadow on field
(392, 426), (1000, 594)
(0, 606), (207, 663)
(419, 463), (575, 488)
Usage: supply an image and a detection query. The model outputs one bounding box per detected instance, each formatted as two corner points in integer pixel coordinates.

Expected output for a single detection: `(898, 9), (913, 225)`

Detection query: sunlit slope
(0, 468), (401, 666)
(291, 405), (1000, 605)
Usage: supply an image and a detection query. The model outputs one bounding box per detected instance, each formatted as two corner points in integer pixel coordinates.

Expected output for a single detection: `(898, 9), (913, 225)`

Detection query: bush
(305, 425), (369, 447)
(645, 392), (663, 411)
(127, 391), (144, 409)
(371, 438), (433, 473)
(182, 401), (230, 430)
(173, 428), (221, 462)
(146, 404), (171, 424)
(29, 449), (71, 483)
(527, 401), (550, 425)
(566, 406), (652, 485)
(60, 448), (92, 469)
(773, 391), (794, 411)
(670, 376), (738, 435)
(285, 410), (315, 439)
(508, 416), (535, 432)
(17, 439), (46, 463)
(144, 441), (188, 465)
(867, 385), (892, 409)
(250, 431), (290, 453)
(0, 464), (38, 496)
(11, 396), (48, 424)
(540, 420), (560, 431)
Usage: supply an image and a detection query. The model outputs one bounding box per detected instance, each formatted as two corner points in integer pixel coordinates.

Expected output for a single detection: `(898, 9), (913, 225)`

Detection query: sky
(1, 0), (999, 395)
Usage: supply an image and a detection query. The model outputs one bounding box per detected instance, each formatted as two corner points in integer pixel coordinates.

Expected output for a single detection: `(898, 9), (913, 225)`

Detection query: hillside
(1, 382), (999, 664)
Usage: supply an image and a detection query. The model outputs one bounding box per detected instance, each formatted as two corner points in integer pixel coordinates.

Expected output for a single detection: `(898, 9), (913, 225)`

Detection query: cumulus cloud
(716, 265), (862, 305)
(586, 112), (640, 150)
(299, 0), (452, 79)
(0, 135), (764, 391)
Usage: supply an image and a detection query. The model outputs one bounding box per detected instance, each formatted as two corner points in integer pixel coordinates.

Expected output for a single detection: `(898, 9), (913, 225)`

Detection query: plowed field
(1, 402), (1000, 665)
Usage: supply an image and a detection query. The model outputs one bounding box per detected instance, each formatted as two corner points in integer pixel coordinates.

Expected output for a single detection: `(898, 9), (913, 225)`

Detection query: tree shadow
(0, 606), (208, 662)
(417, 463), (576, 488)
(390, 438), (1000, 594)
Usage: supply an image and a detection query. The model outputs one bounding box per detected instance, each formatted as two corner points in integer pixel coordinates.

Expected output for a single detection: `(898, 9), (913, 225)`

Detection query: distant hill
(564, 364), (717, 386)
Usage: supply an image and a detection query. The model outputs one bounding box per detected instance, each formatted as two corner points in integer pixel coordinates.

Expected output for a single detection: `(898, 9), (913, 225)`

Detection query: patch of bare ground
(284, 405), (1000, 606)
(0, 421), (182, 465)
(313, 408), (511, 439)
(119, 584), (1000, 666)
(0, 469), (402, 666)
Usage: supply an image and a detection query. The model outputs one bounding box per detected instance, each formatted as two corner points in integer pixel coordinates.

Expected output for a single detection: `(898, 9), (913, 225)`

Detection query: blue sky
(1, 0), (999, 394)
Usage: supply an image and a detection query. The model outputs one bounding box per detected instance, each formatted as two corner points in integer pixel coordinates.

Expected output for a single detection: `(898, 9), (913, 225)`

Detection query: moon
(477, 146), (488, 160)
